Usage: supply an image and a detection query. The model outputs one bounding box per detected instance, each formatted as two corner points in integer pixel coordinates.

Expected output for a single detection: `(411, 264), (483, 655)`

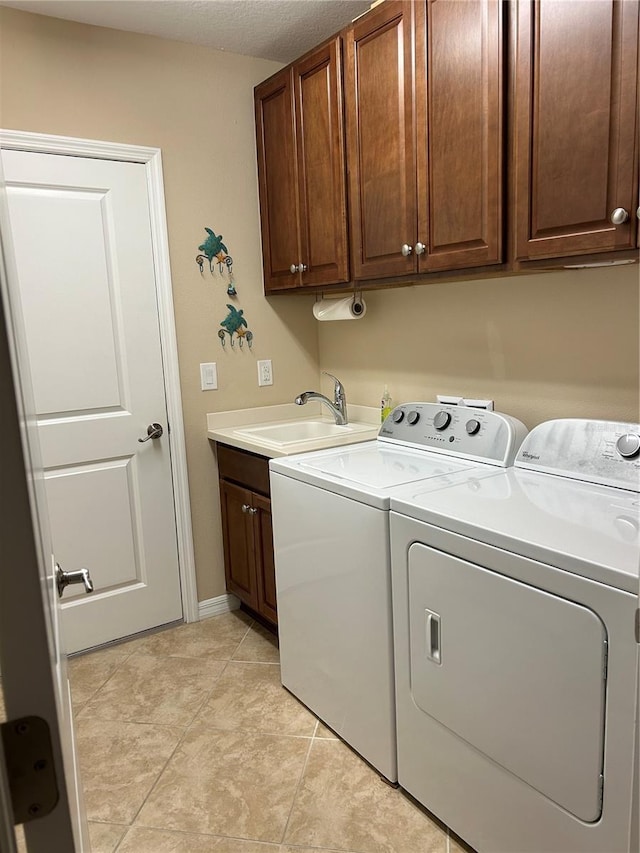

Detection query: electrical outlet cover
(257, 359), (273, 386)
(436, 395), (464, 406)
(463, 398), (494, 410)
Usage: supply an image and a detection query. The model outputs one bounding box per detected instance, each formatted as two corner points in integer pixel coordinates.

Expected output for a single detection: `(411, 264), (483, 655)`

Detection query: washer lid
(391, 468), (640, 592)
(270, 440), (476, 508)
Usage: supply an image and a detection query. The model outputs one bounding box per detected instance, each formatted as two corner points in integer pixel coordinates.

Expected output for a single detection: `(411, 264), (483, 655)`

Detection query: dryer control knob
(466, 419), (481, 436)
(392, 409), (405, 423)
(407, 411), (420, 426)
(434, 411), (451, 431)
(616, 433), (640, 458)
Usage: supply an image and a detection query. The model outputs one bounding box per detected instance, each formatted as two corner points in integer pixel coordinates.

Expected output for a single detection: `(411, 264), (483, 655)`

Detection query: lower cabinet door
(253, 493), (277, 624)
(220, 479), (258, 611)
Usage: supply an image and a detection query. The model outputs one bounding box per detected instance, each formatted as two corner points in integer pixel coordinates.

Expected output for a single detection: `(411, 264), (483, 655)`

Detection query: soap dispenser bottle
(381, 385), (393, 422)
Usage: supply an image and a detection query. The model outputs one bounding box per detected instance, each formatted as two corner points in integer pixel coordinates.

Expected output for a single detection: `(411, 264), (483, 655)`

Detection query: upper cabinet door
(295, 38), (350, 287)
(345, 1), (417, 280)
(513, 0), (639, 260)
(255, 69), (301, 291)
(417, 0), (504, 271)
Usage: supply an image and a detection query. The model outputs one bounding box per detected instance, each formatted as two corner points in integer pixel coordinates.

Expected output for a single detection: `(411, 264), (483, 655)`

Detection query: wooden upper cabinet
(345, 1), (417, 280)
(255, 69), (300, 291)
(294, 39), (350, 287)
(255, 38), (349, 293)
(513, 0), (639, 260)
(416, 0), (504, 271)
(345, 0), (503, 281)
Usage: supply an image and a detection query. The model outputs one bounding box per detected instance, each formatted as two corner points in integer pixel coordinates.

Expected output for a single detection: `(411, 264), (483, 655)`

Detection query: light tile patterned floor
(7, 611), (472, 852)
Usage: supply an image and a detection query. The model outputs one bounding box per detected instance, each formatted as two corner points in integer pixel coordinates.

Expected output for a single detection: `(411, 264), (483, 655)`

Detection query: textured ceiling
(1, 0), (373, 63)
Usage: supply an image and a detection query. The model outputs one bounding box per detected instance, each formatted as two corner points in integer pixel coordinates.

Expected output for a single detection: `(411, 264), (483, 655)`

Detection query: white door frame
(0, 129), (199, 625)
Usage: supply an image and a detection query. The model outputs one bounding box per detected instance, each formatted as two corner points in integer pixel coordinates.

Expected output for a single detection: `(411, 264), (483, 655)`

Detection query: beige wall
(319, 264), (640, 427)
(2, 7), (639, 607)
(0, 7), (319, 602)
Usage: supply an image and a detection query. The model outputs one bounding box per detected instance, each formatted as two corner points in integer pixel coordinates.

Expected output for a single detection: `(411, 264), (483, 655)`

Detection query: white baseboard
(198, 593), (241, 621)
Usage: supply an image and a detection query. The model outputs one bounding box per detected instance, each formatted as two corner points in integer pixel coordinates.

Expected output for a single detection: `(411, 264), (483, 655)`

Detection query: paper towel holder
(315, 290), (366, 316)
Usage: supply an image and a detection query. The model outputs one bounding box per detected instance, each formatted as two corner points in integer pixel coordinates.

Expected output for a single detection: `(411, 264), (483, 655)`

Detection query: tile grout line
(280, 727), (316, 845)
(72, 652), (137, 718)
(109, 618), (279, 839)
(108, 656), (236, 848)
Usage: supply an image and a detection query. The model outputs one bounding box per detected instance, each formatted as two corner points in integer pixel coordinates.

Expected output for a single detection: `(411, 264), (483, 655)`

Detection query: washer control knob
(392, 409), (405, 423)
(433, 411), (452, 431)
(407, 411), (420, 426)
(466, 419), (481, 436)
(616, 433), (640, 458)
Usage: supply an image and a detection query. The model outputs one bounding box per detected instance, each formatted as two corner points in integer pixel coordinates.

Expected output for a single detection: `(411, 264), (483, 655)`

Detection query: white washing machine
(269, 402), (527, 782)
(390, 419), (640, 852)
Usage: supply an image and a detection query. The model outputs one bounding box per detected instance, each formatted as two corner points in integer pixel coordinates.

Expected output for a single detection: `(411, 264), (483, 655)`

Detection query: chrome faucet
(295, 372), (348, 425)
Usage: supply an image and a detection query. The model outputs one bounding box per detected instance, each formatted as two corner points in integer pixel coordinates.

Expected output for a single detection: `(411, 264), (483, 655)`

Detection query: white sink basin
(233, 420), (374, 447)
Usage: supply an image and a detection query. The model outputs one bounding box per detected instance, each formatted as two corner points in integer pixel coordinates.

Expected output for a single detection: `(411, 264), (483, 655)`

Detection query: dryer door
(408, 543), (607, 822)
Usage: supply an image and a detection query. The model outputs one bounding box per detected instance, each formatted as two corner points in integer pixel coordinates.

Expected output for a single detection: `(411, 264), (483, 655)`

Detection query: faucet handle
(322, 372), (345, 402)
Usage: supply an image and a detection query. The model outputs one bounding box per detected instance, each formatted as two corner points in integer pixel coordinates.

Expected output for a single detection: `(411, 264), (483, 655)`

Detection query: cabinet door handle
(401, 244), (413, 257)
(241, 504), (258, 515)
(289, 263), (308, 274)
(415, 242), (426, 255)
(610, 208), (629, 225)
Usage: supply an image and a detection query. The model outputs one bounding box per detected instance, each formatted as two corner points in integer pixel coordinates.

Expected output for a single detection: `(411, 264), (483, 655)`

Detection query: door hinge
(0, 716), (59, 824)
(635, 608), (640, 644)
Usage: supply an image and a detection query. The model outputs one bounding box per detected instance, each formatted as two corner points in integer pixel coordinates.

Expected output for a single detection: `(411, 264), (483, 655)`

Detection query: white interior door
(2, 149), (183, 653)
(0, 168), (87, 849)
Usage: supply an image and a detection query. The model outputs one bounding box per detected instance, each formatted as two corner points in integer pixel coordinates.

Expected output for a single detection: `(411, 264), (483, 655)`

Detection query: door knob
(138, 423), (164, 442)
(415, 242), (426, 255)
(55, 563), (94, 598)
(401, 244), (413, 256)
(610, 208), (629, 225)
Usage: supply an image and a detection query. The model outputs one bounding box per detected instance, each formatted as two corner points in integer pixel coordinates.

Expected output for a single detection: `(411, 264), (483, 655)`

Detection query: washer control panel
(379, 402), (528, 466)
(515, 419), (640, 491)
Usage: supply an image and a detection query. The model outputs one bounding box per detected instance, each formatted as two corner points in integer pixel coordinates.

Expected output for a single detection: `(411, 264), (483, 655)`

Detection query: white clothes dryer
(390, 418), (640, 852)
(269, 402), (527, 782)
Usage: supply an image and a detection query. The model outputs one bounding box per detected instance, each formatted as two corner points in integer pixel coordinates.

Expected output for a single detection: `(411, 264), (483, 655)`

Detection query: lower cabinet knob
(401, 244), (413, 257)
(415, 242), (426, 255)
(610, 208), (629, 225)
(290, 264), (299, 274)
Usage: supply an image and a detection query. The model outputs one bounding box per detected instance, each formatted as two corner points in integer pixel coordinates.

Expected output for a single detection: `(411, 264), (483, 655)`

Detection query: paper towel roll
(312, 295), (367, 321)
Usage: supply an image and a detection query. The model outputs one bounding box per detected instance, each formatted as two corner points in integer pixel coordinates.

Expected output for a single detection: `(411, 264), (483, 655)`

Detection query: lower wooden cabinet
(217, 444), (277, 625)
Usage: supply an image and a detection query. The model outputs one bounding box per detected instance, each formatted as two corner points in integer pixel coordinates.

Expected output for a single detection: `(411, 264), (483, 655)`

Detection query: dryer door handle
(425, 609), (442, 665)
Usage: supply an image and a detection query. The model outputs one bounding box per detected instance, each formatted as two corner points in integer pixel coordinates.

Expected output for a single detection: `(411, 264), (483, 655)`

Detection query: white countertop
(207, 403), (380, 458)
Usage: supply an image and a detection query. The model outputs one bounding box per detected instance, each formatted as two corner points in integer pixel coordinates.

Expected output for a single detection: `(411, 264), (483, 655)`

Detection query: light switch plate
(200, 362), (218, 391)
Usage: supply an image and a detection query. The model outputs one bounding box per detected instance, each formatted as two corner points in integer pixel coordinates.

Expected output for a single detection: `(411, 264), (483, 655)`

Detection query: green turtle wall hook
(196, 227), (237, 297)
(219, 304), (253, 348)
